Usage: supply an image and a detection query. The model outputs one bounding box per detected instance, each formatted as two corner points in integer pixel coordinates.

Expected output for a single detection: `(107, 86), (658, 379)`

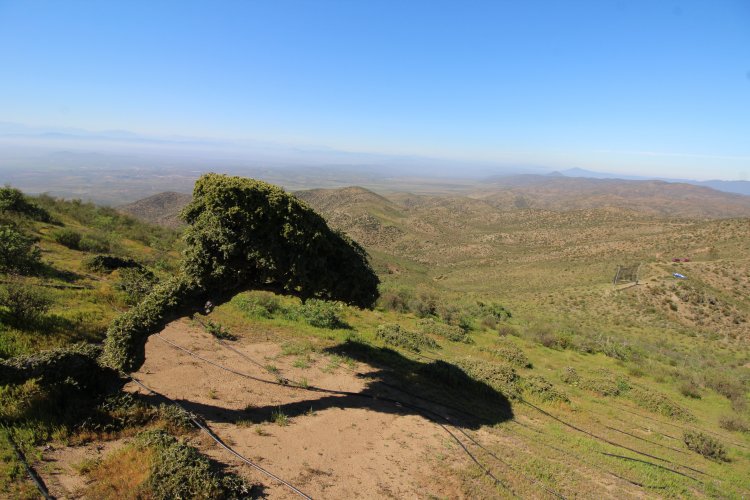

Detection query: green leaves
(103, 174), (380, 372)
(0, 225), (41, 274)
(180, 173), (379, 308)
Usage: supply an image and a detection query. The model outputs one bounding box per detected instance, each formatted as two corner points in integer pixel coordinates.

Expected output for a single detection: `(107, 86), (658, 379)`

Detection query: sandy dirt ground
(39, 319), (468, 499)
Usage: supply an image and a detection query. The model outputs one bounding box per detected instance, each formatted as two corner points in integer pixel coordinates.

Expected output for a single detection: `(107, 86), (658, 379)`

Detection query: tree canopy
(103, 174), (379, 372)
(181, 173), (379, 308)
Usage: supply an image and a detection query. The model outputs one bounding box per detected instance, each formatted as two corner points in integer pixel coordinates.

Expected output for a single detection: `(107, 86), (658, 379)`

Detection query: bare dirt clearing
(41, 319), (466, 499)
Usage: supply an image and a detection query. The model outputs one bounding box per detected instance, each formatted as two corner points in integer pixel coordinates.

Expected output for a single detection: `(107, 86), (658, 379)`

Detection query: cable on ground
(1, 424), (54, 500)
(128, 376), (313, 500)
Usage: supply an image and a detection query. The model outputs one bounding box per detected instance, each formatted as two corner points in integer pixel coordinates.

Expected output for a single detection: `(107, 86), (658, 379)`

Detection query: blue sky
(0, 0), (749, 180)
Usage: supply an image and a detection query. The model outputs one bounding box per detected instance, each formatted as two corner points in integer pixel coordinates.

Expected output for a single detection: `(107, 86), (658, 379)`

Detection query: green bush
(79, 234), (112, 253)
(418, 318), (472, 343)
(204, 320), (236, 340)
(482, 339), (531, 368)
(296, 299), (346, 329)
(409, 292), (438, 318)
(560, 367), (580, 385)
(0, 186), (51, 222)
(571, 332), (634, 361)
(378, 287), (412, 313)
(524, 375), (569, 403)
(536, 331), (570, 349)
(0, 343), (106, 389)
(678, 380), (702, 399)
(476, 301), (512, 321)
(134, 430), (252, 498)
(83, 254), (141, 274)
(628, 386), (694, 421)
(560, 367), (630, 397)
(683, 431), (729, 462)
(0, 281), (52, 327)
(455, 357), (520, 399)
(51, 228), (82, 249)
(375, 323), (439, 352)
(86, 393), (193, 435)
(232, 291), (281, 318)
(0, 225), (42, 274)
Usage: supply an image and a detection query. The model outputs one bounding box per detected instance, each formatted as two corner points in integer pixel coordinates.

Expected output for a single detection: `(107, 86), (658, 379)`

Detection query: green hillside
(1, 182), (749, 498)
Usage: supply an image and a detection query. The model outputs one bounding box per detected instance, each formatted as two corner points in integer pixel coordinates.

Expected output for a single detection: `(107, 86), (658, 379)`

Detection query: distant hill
(119, 175), (750, 234)
(473, 175), (750, 218)
(118, 191), (192, 228)
(558, 168), (750, 196)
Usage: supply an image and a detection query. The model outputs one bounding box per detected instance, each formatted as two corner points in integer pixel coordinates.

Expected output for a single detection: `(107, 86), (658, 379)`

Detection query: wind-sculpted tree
(103, 174), (379, 372)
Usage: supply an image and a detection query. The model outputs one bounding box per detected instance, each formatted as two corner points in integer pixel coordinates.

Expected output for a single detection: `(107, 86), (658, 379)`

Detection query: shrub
(718, 414), (750, 433)
(0, 186), (51, 222)
(571, 332), (633, 361)
(51, 228), (82, 249)
(204, 320), (236, 340)
(0, 343), (106, 389)
(705, 371), (746, 405)
(476, 301), (511, 321)
(418, 318), (472, 343)
(128, 430), (251, 498)
(524, 375), (569, 403)
(83, 254), (141, 274)
(79, 234), (111, 253)
(232, 291), (281, 318)
(530, 325), (571, 350)
(409, 292), (438, 318)
(560, 367), (580, 385)
(375, 323), (439, 352)
(378, 288), (412, 313)
(497, 324), (519, 337)
(580, 377), (623, 397)
(678, 380), (702, 399)
(297, 299), (346, 329)
(88, 393), (193, 435)
(628, 386), (694, 421)
(435, 302), (460, 323)
(0, 281), (52, 327)
(562, 368), (629, 396)
(482, 340), (531, 368)
(455, 358), (520, 399)
(0, 225), (42, 274)
(116, 268), (159, 306)
(683, 431), (729, 462)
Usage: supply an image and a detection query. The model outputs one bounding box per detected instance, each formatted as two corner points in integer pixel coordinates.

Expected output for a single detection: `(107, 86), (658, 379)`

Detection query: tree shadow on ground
(136, 340), (513, 431)
(36, 262), (86, 283)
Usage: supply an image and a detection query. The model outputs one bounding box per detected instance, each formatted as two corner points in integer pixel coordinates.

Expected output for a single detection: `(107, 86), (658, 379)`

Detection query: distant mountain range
(555, 168), (750, 196)
(120, 173), (750, 231)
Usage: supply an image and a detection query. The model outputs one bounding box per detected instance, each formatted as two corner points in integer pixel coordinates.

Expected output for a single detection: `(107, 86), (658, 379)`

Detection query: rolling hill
(5, 179), (747, 498)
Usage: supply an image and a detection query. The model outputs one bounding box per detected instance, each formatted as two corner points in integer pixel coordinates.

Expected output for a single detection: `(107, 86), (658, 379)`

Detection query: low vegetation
(85, 430), (251, 498)
(2, 180), (749, 497)
(375, 323), (439, 352)
(683, 431), (729, 462)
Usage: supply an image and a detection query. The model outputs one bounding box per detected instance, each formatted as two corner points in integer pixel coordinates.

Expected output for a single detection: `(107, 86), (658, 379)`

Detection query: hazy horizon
(1, 1), (749, 182)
